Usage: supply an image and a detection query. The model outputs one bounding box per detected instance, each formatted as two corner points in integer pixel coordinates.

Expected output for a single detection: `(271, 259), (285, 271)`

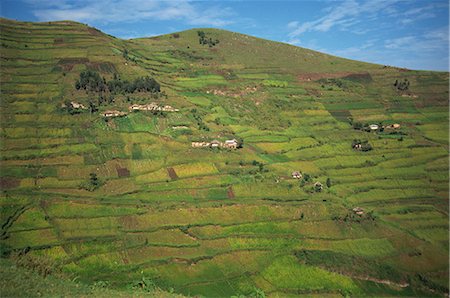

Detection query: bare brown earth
(116, 167), (130, 178)
(167, 167), (178, 180)
(0, 177), (20, 189)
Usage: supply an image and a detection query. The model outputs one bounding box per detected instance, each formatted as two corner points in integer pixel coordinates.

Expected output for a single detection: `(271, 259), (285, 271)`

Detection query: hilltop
(0, 18), (449, 297)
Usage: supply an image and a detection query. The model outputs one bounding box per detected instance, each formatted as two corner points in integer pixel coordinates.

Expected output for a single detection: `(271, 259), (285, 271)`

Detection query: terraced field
(0, 18), (448, 297)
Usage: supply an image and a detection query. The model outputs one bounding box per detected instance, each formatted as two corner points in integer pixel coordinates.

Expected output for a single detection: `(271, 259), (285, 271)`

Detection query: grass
(0, 258), (184, 297)
(301, 238), (396, 258)
(260, 255), (359, 293)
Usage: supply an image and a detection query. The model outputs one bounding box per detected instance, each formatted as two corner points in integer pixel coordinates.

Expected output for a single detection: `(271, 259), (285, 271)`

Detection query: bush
(197, 31), (219, 47)
(394, 78), (410, 91)
(79, 173), (103, 191)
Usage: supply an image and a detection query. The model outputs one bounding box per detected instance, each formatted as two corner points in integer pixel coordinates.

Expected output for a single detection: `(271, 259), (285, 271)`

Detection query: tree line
(75, 70), (160, 94)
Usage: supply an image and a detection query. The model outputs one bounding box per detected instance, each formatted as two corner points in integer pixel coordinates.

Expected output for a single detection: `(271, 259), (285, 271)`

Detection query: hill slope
(0, 18), (449, 297)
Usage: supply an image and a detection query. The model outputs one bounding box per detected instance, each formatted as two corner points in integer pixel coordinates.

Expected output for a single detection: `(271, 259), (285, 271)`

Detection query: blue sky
(1, 0), (448, 71)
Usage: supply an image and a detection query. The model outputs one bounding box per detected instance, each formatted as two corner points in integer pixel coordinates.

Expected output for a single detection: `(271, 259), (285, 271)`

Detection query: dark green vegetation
(0, 18), (448, 297)
(75, 70), (160, 94)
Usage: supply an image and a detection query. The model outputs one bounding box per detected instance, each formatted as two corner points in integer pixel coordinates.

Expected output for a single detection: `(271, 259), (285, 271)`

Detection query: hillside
(0, 18), (449, 297)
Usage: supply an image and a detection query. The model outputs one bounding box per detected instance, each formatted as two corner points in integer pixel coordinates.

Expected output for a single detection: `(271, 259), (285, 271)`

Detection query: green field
(0, 18), (448, 297)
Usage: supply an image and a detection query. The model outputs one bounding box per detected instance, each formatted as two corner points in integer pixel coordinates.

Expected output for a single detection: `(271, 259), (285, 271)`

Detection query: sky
(1, 0), (448, 71)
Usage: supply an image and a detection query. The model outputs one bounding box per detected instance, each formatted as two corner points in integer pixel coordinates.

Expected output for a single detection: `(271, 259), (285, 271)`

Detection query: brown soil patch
(167, 168), (178, 180)
(117, 167), (130, 178)
(227, 186), (235, 199)
(0, 177), (20, 189)
(86, 62), (117, 73)
(58, 58), (89, 72)
(87, 27), (104, 37)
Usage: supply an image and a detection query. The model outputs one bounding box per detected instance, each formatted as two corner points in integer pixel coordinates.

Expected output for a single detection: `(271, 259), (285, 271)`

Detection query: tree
(80, 172), (102, 191)
(352, 122), (363, 130)
(88, 99), (98, 114)
(300, 179), (306, 187)
(303, 173), (311, 182)
(89, 173), (99, 188)
(326, 178), (332, 188)
(258, 163), (264, 172)
(236, 137), (244, 148)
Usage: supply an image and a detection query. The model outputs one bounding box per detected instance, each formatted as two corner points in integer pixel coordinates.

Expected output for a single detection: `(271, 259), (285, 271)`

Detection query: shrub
(79, 173), (103, 191)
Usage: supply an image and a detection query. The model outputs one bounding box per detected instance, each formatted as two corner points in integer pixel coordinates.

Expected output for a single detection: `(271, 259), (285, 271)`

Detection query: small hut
(210, 140), (221, 148)
(223, 139), (238, 149)
(352, 207), (364, 216)
(291, 171), (302, 179)
(314, 181), (323, 192)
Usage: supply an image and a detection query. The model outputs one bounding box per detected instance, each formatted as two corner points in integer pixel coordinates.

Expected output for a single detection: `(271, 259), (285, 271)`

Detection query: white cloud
(287, 21), (298, 29)
(384, 27), (449, 52)
(331, 39), (377, 56)
(384, 36), (416, 49)
(288, 0), (401, 37)
(30, 0), (235, 27)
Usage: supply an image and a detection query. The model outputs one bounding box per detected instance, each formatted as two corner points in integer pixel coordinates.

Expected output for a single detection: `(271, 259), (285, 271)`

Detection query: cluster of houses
(291, 171), (323, 191)
(191, 139), (239, 149)
(101, 103), (179, 118)
(369, 123), (401, 131)
(129, 103), (179, 112)
(61, 101), (87, 110)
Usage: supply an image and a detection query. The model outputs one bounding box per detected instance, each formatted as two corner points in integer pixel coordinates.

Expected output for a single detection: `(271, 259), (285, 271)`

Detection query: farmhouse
(353, 143), (362, 150)
(369, 124), (379, 130)
(352, 207), (364, 215)
(385, 123), (401, 129)
(70, 101), (86, 109)
(102, 110), (127, 118)
(61, 101), (87, 109)
(162, 105), (179, 112)
(291, 171), (302, 179)
(191, 142), (210, 148)
(314, 181), (323, 191)
(172, 125), (189, 130)
(210, 140), (221, 148)
(223, 139), (238, 149)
